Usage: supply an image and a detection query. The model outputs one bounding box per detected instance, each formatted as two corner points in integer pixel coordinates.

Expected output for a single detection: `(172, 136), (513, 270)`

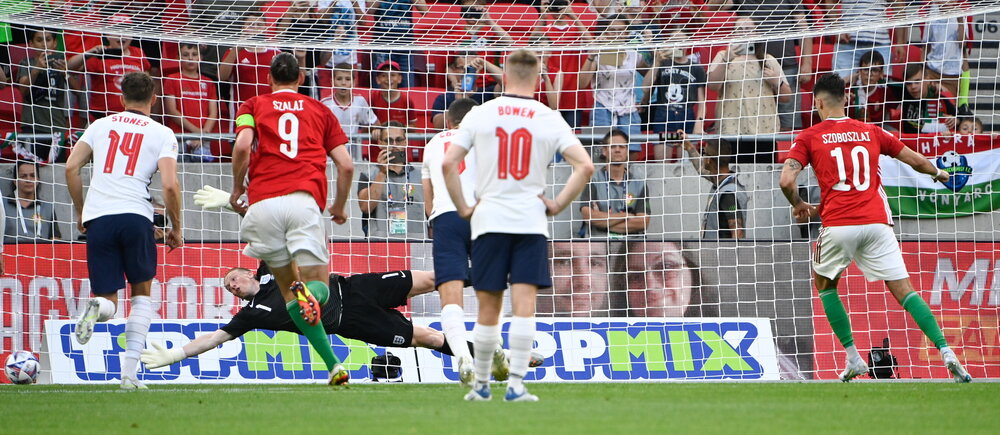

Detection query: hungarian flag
(881, 147), (1000, 218)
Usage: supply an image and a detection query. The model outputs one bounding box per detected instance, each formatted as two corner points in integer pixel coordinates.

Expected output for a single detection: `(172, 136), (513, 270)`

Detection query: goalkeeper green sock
(901, 291), (949, 350)
(286, 300), (341, 371)
(819, 289), (855, 348)
(307, 280), (329, 305)
(959, 70), (971, 107)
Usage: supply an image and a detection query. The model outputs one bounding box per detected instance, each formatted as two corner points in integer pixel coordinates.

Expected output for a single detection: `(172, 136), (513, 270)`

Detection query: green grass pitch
(1, 382), (997, 434)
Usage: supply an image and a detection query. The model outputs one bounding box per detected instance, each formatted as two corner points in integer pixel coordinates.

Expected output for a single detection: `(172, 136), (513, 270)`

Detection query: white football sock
(845, 344), (863, 362)
(122, 296), (154, 379)
(96, 297), (117, 322)
(441, 304), (472, 362)
(472, 323), (499, 386)
(507, 316), (535, 391)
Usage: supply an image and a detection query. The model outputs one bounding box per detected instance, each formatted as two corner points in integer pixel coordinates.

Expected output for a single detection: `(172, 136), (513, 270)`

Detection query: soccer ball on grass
(5, 351), (40, 385)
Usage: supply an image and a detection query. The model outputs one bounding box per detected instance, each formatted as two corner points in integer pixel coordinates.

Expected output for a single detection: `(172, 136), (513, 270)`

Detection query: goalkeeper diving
(142, 187), (542, 376)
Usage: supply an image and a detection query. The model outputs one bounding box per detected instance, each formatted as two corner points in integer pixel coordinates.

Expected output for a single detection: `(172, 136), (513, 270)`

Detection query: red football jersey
(236, 89), (349, 210)
(162, 72), (218, 132)
(226, 47), (281, 103)
(370, 91), (414, 125)
(85, 46), (151, 114)
(786, 117), (906, 227)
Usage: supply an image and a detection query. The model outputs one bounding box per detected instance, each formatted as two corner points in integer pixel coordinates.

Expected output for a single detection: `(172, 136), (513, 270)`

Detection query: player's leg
(466, 289), (504, 401)
(77, 216), (124, 345)
(811, 226), (867, 381)
(119, 214), (159, 390)
(433, 211), (476, 385)
(503, 234), (549, 402)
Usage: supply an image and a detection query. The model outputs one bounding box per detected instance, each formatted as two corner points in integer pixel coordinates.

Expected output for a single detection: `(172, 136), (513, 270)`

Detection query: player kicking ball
(444, 50), (594, 401)
(421, 98), (506, 388)
(229, 52), (355, 385)
(66, 72), (184, 389)
(780, 73), (971, 383)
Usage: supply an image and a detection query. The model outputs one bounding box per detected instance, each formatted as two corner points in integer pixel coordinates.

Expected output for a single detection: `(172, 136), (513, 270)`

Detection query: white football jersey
(421, 129), (477, 221)
(451, 95), (579, 238)
(79, 111), (179, 223)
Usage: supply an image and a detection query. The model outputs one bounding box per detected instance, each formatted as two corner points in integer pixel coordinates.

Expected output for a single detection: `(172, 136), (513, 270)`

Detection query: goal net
(1, 0), (998, 383)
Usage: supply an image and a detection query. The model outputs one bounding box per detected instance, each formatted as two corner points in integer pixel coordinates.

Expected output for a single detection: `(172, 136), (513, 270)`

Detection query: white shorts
(240, 192), (329, 268)
(813, 223), (909, 282)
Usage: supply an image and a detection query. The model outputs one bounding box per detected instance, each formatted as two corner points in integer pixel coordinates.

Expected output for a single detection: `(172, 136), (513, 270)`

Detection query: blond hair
(504, 49), (540, 86)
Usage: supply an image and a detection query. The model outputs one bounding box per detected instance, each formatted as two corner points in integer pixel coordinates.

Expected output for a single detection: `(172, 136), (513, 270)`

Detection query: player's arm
(328, 145), (355, 225)
(159, 156), (184, 251)
(442, 142), (473, 219)
(141, 330), (236, 369)
(543, 144), (595, 216)
(65, 139), (93, 234)
(779, 158), (816, 222)
(718, 192), (745, 239)
(230, 128), (254, 214)
(422, 178), (433, 218)
(894, 146), (949, 182)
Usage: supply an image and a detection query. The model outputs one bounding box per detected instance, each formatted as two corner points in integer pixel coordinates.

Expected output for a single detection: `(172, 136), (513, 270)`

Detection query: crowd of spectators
(0, 0), (992, 244)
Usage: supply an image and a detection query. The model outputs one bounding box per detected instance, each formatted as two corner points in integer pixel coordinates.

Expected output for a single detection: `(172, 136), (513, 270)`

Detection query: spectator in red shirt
(218, 10), (282, 105)
(163, 43), (220, 162)
(538, 0), (593, 127)
(370, 61), (416, 128)
(67, 16), (152, 120)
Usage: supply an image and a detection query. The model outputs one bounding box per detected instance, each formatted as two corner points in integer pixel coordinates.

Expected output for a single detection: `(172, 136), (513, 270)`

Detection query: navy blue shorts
(431, 211), (472, 287)
(85, 213), (157, 295)
(471, 233), (551, 291)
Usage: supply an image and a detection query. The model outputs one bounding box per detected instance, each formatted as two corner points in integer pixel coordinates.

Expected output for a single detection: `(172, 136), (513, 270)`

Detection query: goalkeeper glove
(140, 341), (186, 369)
(194, 185), (234, 211)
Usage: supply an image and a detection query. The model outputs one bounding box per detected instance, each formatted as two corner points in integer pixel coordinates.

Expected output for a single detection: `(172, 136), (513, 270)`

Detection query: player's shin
(441, 304), (473, 361)
(901, 291), (949, 349)
(122, 296), (153, 379)
(285, 300), (341, 370)
(819, 289), (860, 357)
(472, 323), (500, 386)
(507, 316), (535, 392)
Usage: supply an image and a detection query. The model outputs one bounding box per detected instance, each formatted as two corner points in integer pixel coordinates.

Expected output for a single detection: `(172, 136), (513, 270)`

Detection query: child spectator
(901, 63), (957, 134)
(370, 61), (416, 128)
(218, 10), (282, 104)
(847, 51), (897, 127)
(16, 28), (69, 136)
(642, 45), (706, 135)
(162, 42), (219, 162)
(67, 15), (151, 120)
(322, 63), (379, 160)
(957, 117), (984, 135)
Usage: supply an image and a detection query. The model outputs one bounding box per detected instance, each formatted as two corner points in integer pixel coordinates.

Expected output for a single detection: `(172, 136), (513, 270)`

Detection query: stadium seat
(486, 3), (539, 43)
(159, 41), (181, 77)
(6, 44), (29, 80)
(401, 86), (445, 161)
(569, 3), (598, 30)
(890, 45), (924, 82)
(413, 4), (464, 45)
(0, 84), (22, 160)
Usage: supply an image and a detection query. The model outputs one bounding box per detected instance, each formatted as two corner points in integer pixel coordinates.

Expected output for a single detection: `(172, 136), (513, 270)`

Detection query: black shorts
(85, 213), (157, 295)
(335, 270), (414, 347)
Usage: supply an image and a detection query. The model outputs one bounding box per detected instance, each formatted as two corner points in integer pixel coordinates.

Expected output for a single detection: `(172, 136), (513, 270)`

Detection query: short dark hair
(270, 52), (300, 85)
(813, 73), (845, 102)
(121, 71), (156, 104)
(179, 42), (199, 51)
(905, 63), (925, 81)
(602, 128), (630, 145)
(460, 5), (483, 21)
(447, 98), (479, 127)
(859, 50), (884, 67)
(704, 138), (733, 168)
(550, 0), (570, 10)
(333, 63), (353, 74)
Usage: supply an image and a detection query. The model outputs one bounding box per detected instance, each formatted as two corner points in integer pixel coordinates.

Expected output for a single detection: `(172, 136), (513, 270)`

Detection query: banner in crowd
(881, 148), (1000, 218)
(812, 242), (1000, 380)
(41, 317), (780, 384)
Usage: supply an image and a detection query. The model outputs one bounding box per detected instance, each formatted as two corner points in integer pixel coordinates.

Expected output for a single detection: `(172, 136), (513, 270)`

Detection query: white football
(5, 351), (40, 385)
(940, 151), (962, 168)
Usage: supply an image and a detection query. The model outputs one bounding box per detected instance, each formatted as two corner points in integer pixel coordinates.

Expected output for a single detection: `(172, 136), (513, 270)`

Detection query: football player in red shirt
(779, 73), (970, 383)
(229, 52), (355, 385)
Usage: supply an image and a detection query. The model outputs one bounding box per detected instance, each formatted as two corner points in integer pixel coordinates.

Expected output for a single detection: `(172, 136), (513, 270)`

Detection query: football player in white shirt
(65, 72), (183, 389)
(423, 97), (499, 387)
(443, 50), (594, 402)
